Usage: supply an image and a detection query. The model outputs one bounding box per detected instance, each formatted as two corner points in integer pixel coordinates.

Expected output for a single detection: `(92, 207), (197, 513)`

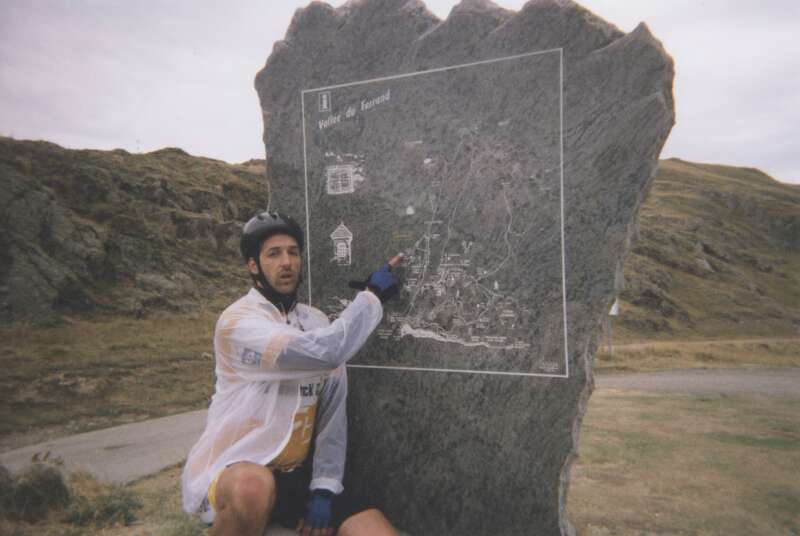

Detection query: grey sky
(1, 0), (798, 183)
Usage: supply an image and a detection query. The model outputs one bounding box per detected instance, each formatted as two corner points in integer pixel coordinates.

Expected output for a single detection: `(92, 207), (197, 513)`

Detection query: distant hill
(1, 138), (798, 339)
(0, 137), (266, 323)
(617, 159), (800, 340)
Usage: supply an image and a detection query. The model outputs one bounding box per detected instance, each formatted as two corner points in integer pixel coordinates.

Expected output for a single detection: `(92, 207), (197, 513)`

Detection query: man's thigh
(338, 508), (399, 536)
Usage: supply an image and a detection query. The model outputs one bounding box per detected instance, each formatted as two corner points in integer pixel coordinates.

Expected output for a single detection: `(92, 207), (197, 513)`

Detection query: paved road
(2, 367), (797, 487)
(0, 410), (207, 483)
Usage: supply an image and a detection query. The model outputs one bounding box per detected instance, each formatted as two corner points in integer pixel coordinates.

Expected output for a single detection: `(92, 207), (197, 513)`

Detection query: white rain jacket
(181, 287), (382, 520)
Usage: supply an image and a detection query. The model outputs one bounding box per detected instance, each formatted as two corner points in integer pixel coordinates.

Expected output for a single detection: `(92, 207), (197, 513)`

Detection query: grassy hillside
(615, 158), (800, 342)
(1, 139), (798, 442)
(0, 136), (266, 324)
(2, 138), (797, 337)
(0, 138), (267, 443)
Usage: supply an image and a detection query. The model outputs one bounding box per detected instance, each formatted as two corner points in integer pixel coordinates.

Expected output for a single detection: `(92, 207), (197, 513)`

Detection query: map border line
(300, 90), (313, 305)
(347, 364), (568, 379)
(300, 48), (569, 379)
(559, 47), (570, 380)
(300, 47), (564, 94)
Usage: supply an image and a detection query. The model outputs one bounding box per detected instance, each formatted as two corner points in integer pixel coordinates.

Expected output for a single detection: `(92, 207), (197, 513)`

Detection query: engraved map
(301, 51), (568, 376)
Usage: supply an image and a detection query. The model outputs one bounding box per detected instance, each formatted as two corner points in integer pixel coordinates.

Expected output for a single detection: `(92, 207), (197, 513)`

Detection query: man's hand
(365, 263), (400, 303)
(349, 254), (403, 303)
(297, 489), (334, 536)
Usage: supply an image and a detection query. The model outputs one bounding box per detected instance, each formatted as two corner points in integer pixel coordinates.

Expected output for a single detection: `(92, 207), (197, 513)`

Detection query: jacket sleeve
(310, 364), (348, 494)
(216, 291), (382, 380)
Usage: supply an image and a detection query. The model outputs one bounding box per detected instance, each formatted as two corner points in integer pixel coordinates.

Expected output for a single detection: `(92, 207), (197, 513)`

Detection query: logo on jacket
(240, 348), (263, 366)
(300, 378), (327, 397)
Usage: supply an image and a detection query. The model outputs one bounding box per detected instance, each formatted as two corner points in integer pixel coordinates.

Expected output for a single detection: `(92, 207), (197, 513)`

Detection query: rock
(697, 240), (730, 262)
(0, 168), (96, 323)
(256, 1), (673, 534)
(136, 273), (180, 293)
(745, 280), (764, 295)
(696, 257), (713, 272)
(755, 258), (774, 273)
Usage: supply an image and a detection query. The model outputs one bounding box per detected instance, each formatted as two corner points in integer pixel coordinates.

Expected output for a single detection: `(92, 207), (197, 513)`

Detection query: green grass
(706, 432), (799, 450)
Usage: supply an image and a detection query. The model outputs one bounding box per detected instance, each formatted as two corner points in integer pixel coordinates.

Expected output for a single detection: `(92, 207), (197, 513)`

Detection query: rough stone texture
(256, 1), (674, 534)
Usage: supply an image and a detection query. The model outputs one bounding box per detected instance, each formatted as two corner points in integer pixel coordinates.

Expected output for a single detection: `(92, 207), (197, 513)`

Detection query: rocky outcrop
(0, 138), (264, 324)
(255, 1), (674, 534)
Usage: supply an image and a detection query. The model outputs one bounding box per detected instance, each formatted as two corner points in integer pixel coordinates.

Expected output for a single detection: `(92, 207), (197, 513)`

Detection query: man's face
(248, 234), (301, 294)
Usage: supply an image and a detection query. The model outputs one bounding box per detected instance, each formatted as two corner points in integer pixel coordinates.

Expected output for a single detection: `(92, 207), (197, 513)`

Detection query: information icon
(318, 91), (331, 112)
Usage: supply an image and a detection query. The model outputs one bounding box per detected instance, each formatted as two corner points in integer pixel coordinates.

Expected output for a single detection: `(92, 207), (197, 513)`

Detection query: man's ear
(247, 258), (259, 275)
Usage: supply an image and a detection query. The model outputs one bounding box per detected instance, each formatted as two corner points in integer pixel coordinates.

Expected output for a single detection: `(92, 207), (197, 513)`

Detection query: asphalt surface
(0, 410), (207, 483)
(1, 367), (797, 490)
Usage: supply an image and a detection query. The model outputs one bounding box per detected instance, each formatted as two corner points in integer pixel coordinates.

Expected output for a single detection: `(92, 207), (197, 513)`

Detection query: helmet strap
(250, 259), (299, 314)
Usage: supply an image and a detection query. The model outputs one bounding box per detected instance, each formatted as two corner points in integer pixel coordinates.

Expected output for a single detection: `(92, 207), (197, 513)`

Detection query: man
(182, 211), (400, 536)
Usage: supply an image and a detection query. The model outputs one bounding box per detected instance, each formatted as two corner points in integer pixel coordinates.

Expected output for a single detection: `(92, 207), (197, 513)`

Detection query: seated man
(182, 211), (401, 536)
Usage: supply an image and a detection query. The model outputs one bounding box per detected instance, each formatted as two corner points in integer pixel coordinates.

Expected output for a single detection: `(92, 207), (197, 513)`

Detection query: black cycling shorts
(271, 463), (374, 529)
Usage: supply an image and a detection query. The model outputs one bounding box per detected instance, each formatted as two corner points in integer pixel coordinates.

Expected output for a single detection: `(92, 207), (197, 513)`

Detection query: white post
(608, 298), (619, 355)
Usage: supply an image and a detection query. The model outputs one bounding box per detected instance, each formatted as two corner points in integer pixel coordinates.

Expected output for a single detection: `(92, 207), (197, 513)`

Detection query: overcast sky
(1, 0), (798, 183)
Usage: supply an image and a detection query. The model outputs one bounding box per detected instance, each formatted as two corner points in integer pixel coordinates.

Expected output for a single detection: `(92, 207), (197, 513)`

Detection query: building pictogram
(325, 164), (357, 195)
(330, 222), (353, 265)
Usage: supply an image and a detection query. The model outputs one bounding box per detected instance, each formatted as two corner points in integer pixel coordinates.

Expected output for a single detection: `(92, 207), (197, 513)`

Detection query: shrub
(65, 485), (142, 527)
(0, 464), (70, 522)
(0, 465), (14, 515)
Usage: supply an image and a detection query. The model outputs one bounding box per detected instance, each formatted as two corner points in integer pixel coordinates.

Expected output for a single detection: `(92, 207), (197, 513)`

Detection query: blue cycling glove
(349, 263), (399, 303)
(305, 489), (333, 530)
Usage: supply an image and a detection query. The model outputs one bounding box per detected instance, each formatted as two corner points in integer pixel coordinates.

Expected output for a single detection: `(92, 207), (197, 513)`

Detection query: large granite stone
(255, 0), (673, 534)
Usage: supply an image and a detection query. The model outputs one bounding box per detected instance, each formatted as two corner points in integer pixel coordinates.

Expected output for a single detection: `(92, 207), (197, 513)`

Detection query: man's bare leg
(211, 462), (276, 536)
(338, 508), (399, 536)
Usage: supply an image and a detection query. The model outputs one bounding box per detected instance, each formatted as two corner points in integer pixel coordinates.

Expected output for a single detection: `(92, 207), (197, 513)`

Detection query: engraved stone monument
(255, 0), (674, 533)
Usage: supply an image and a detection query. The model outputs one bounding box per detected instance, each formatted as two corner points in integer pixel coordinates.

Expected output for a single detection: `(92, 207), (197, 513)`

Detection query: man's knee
(217, 463), (276, 518)
(338, 508), (398, 536)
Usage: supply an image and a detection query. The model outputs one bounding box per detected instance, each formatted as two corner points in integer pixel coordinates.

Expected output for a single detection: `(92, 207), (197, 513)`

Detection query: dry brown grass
(3, 388), (798, 535)
(0, 466), (147, 535)
(568, 390), (800, 535)
(595, 337), (800, 372)
(0, 311), (218, 449)
(0, 464), (206, 536)
(3, 311), (794, 452)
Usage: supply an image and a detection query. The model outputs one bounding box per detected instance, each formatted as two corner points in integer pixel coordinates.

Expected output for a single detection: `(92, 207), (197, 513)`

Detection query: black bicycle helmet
(240, 211), (304, 261)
